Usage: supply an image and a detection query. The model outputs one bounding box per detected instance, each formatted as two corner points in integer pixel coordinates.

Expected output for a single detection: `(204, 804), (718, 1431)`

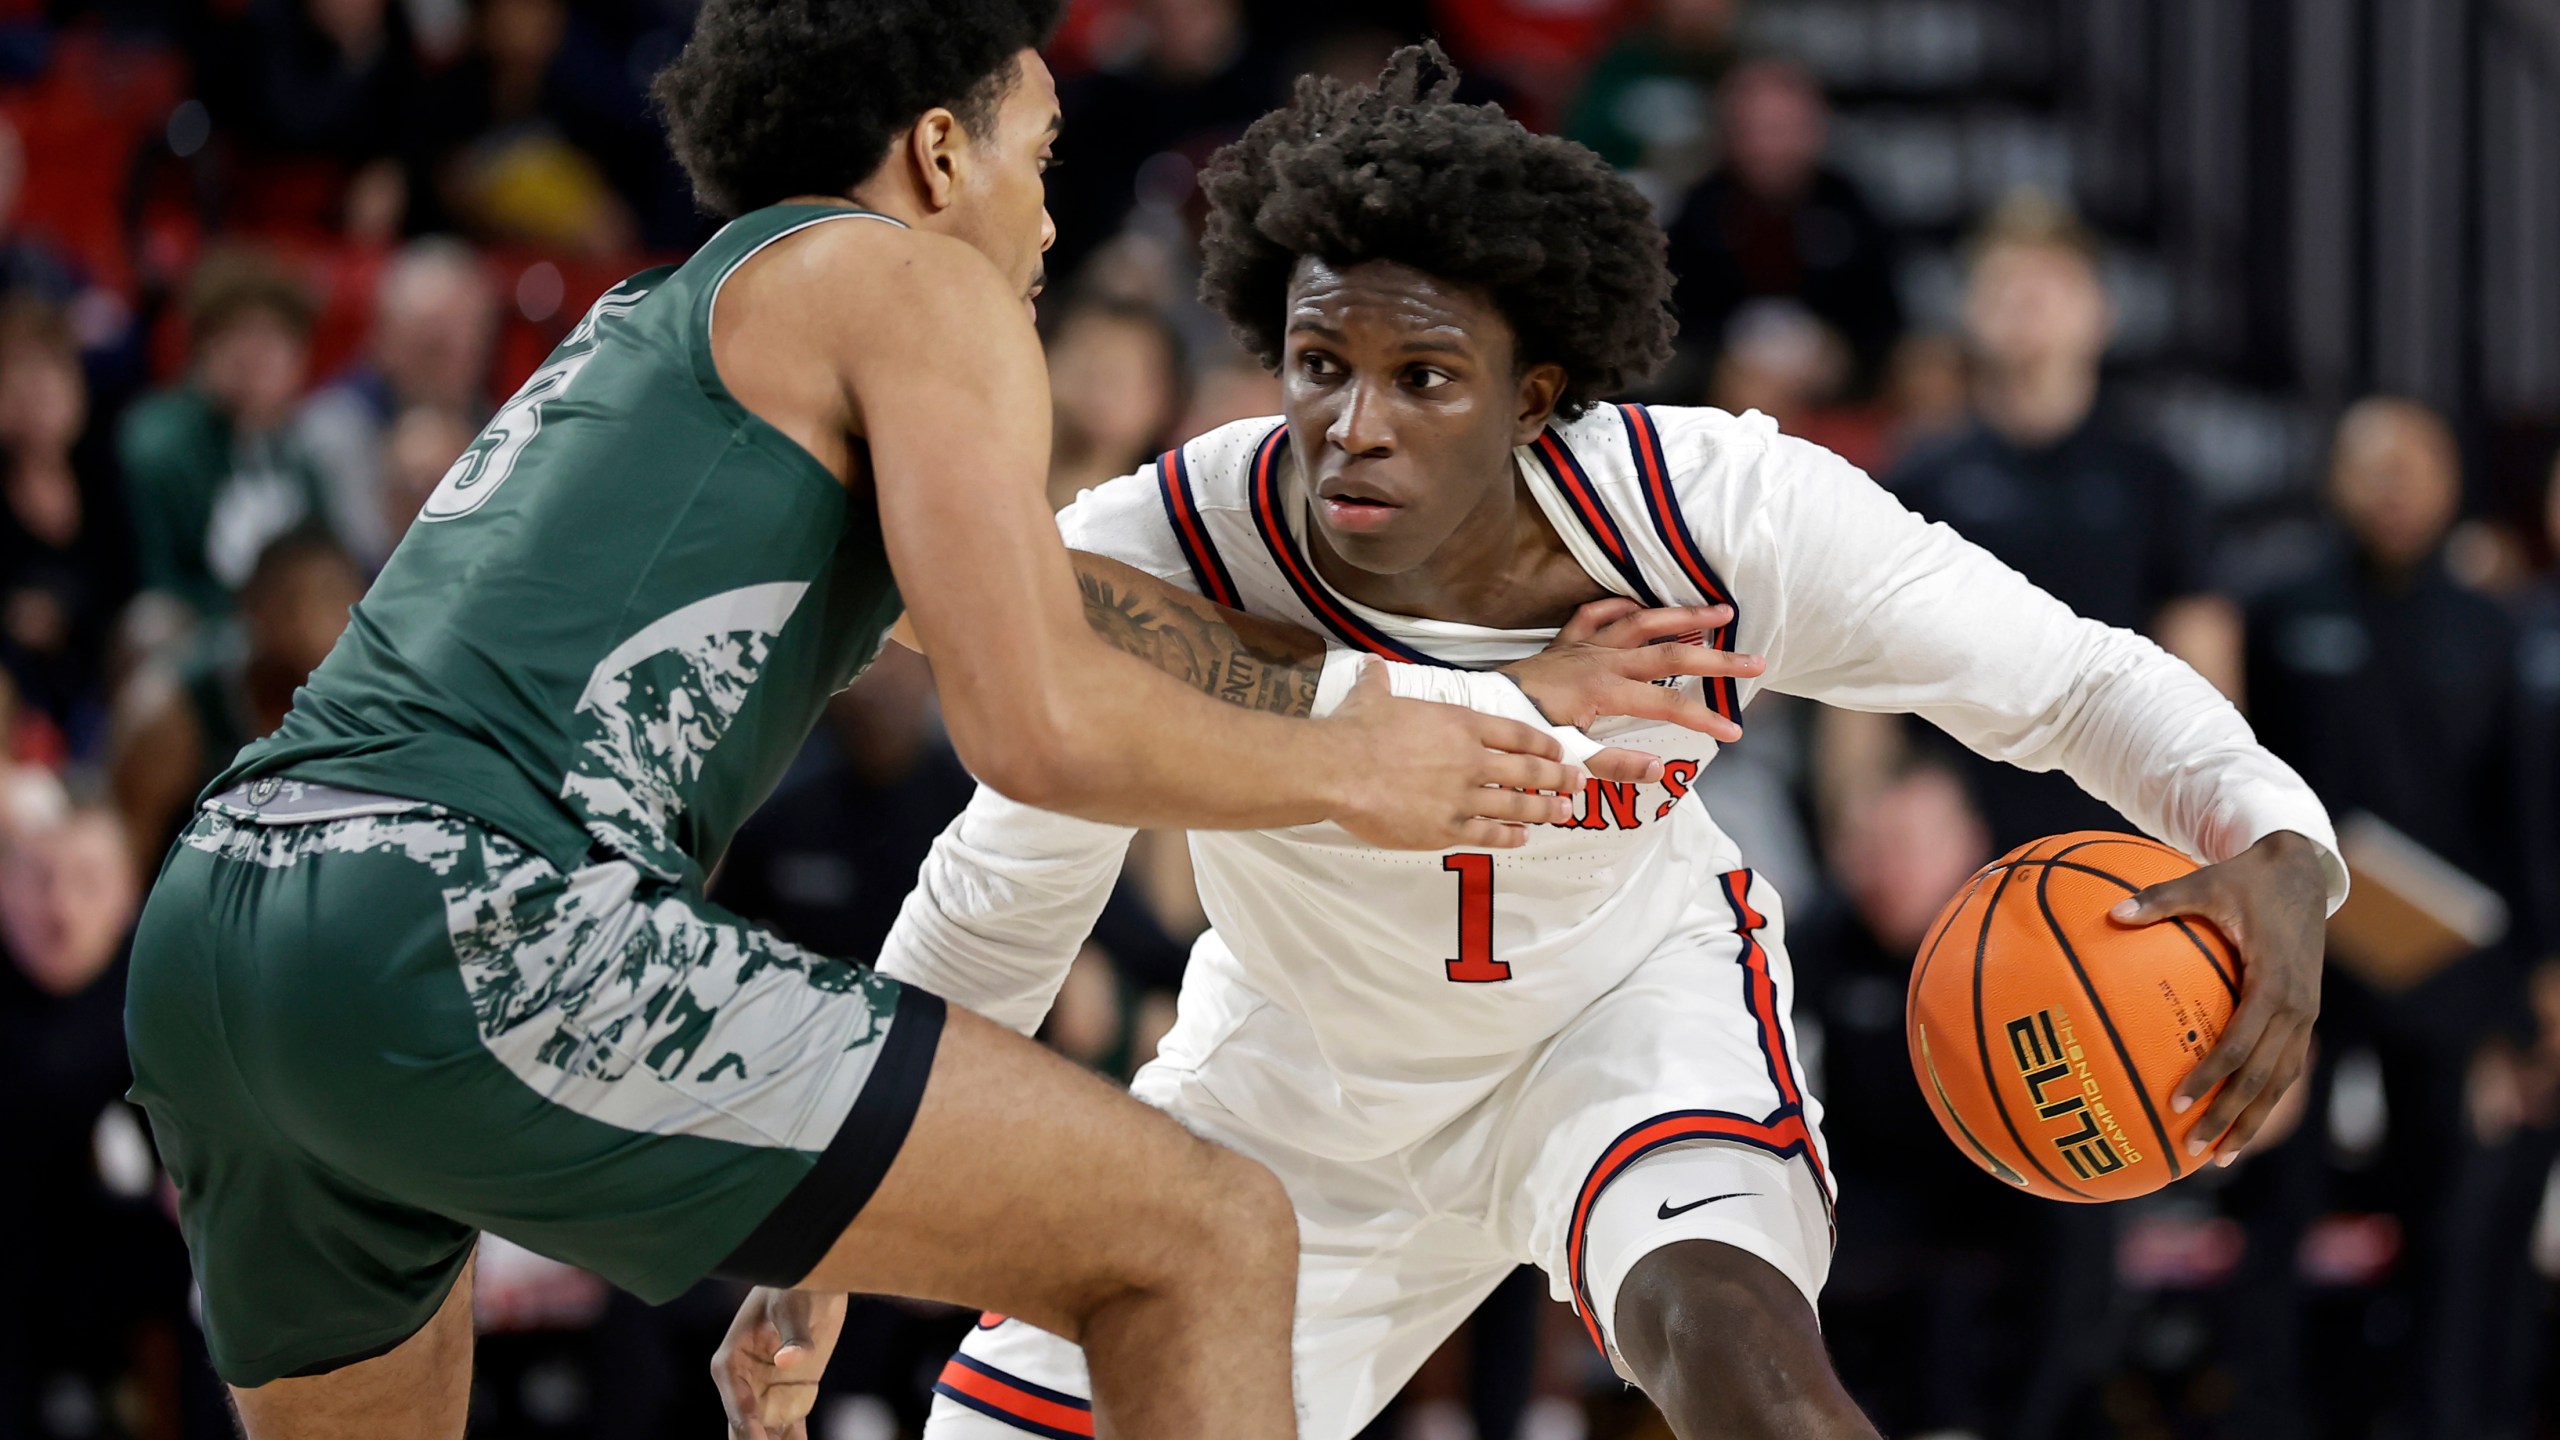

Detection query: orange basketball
(1905, 832), (2240, 1203)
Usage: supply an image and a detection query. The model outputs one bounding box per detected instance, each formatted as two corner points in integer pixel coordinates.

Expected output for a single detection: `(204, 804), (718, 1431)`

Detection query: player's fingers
(1585, 746), (1667, 785)
(1589, 603), (1731, 649)
(1556, 596), (1643, 645)
(759, 1381), (823, 1432)
(2210, 1027), (2313, 1164)
(1468, 711), (1567, 762)
(1451, 818), (1533, 849)
(2175, 988), (2277, 1125)
(1615, 642), (1765, 683)
(2184, 1009), (2290, 1155)
(1467, 775), (1577, 826)
(1584, 673), (1741, 742)
(2109, 872), (2220, 925)
(1474, 748), (1584, 797)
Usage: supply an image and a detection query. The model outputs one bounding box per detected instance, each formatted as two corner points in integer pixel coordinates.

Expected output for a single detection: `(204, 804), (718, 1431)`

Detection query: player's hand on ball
(2108, 829), (2329, 1166)
(1501, 599), (1764, 742)
(712, 1285), (846, 1440)
(1322, 665), (1588, 850)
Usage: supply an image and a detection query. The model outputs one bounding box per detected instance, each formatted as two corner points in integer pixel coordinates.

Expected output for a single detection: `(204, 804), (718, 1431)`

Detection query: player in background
(717, 48), (2349, 1440)
(117, 5), (1624, 1437)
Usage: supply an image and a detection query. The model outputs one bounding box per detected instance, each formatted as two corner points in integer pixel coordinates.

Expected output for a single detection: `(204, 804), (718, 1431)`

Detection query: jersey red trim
(1562, 1108), (1824, 1355)
(935, 1354), (1095, 1439)
(1530, 428), (1664, 607)
(1561, 869), (1834, 1358)
(1618, 404), (1744, 720)
(1154, 445), (1242, 609)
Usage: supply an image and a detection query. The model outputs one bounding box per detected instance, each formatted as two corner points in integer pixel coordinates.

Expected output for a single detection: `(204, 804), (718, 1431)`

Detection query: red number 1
(1443, 853), (1508, 983)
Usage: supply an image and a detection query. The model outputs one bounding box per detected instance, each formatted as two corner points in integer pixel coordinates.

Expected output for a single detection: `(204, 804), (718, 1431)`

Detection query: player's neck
(1304, 466), (1603, 630)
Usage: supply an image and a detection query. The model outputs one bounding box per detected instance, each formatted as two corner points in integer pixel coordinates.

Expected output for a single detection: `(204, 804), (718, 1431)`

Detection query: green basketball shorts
(125, 780), (945, 1388)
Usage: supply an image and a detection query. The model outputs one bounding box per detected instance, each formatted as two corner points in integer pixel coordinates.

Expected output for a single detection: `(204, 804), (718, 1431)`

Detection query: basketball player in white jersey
(718, 47), (2345, 1440)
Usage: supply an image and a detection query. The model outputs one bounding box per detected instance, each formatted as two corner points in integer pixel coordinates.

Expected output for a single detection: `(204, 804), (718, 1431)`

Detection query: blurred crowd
(1, 1), (2556, 1438)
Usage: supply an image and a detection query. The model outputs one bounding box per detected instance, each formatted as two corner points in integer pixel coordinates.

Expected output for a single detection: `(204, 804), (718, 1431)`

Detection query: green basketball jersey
(215, 204), (910, 884)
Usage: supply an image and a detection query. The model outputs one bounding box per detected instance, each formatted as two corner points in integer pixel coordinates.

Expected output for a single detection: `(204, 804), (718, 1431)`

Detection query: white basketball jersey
(886, 405), (2343, 1162)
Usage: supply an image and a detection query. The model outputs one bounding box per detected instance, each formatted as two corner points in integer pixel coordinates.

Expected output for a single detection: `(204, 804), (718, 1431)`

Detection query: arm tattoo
(1073, 561), (1325, 716)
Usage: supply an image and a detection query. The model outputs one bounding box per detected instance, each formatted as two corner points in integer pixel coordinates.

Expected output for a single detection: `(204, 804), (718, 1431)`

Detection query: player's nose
(1328, 378), (1394, 457)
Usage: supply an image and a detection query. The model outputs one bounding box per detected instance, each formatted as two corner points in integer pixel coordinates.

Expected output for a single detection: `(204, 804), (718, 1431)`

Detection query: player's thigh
(798, 1004), (1295, 1337)
(228, 1255), (475, 1440)
(1480, 874), (1836, 1367)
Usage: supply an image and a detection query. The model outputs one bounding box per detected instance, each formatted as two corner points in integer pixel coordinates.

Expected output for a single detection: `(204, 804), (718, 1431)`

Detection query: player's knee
(1616, 1241), (1861, 1438)
(1180, 1140), (1297, 1281)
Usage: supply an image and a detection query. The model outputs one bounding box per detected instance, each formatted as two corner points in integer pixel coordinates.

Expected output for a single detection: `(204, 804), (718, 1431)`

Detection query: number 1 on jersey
(1442, 853), (1508, 983)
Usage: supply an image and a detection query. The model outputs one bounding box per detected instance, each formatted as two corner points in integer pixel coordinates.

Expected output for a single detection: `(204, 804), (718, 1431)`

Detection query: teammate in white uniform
(874, 49), (2342, 1440)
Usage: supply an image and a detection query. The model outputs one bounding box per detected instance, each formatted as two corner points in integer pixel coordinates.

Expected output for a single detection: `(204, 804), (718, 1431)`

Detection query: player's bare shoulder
(713, 216), (1035, 481)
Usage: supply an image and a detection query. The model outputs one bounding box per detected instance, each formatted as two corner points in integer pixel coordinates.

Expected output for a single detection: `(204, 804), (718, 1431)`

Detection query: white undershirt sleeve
(1749, 431), (2348, 912)
(874, 789), (1137, 1037)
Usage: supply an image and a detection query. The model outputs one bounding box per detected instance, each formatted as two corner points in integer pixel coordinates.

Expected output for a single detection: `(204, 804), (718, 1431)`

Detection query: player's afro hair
(1198, 44), (1675, 418)
(653, 0), (1062, 219)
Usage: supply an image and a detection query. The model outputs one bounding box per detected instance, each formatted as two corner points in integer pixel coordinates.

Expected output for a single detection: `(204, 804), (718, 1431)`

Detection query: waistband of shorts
(202, 778), (446, 827)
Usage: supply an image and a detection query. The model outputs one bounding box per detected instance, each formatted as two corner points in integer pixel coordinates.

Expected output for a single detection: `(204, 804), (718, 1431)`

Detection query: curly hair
(1198, 44), (1675, 418)
(653, 0), (1062, 218)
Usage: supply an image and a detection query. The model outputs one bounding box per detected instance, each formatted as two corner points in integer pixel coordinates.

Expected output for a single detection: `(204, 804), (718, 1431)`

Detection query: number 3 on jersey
(1443, 853), (1508, 983)
(421, 281), (652, 523)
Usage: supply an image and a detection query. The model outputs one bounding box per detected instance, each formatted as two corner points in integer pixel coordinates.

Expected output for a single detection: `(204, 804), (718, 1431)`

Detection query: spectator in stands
(116, 252), (332, 619)
(1661, 57), (1901, 390)
(108, 528), (362, 874)
(1563, 0), (1740, 186)
(295, 238), (498, 565)
(0, 297), (128, 757)
(1046, 0), (1282, 290)
(403, 0), (640, 255)
(196, 0), (424, 239)
(0, 801), (211, 1440)
(1865, 197), (2239, 848)
(1426, 0), (1632, 128)
(1044, 295), (1185, 511)
(0, 115), (77, 309)
(2233, 396), (2525, 1440)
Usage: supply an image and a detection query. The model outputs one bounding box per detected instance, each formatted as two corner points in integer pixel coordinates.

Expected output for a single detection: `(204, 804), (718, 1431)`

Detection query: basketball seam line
(1971, 863), (2094, 1199)
(2033, 862), (2183, 1181)
(2019, 852), (2243, 1001)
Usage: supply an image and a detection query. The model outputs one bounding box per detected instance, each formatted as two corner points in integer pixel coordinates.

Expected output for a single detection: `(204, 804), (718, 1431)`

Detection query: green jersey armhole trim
(691, 205), (911, 501)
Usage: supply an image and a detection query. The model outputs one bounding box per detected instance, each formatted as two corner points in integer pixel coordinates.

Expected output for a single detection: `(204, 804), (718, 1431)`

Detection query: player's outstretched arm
(838, 232), (1577, 848)
(1064, 553), (1764, 745)
(1748, 428), (2344, 1163)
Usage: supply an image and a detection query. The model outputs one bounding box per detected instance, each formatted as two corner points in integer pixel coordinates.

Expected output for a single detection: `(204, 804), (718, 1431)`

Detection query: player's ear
(1511, 362), (1567, 445)
(905, 108), (965, 212)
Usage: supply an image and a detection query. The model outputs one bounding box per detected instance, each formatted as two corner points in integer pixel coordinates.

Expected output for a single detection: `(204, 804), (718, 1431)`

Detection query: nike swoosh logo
(1918, 1022), (2029, 1187)
(1657, 1192), (1754, 1219)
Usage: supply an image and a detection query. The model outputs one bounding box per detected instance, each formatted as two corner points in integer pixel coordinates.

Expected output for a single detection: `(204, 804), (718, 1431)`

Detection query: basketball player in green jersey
(118, 2), (1632, 1436)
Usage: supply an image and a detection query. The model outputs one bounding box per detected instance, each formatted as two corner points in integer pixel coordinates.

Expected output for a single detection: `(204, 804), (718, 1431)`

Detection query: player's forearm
(2020, 624), (2348, 911)
(1067, 551), (1325, 716)
(960, 642), (1355, 830)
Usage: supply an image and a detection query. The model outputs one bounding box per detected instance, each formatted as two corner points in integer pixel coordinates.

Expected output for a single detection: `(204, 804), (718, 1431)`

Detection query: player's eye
(1407, 366), (1452, 391)
(1300, 352), (1341, 380)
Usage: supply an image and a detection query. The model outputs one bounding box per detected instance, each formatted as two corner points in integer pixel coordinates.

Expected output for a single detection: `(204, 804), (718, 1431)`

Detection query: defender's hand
(1502, 600), (1765, 742)
(2109, 830), (2328, 1165)
(712, 1286), (847, 1440)
(1321, 666), (1586, 850)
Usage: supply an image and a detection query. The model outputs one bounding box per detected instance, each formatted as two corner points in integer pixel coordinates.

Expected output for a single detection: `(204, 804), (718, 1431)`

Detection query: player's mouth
(1316, 485), (1403, 534)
